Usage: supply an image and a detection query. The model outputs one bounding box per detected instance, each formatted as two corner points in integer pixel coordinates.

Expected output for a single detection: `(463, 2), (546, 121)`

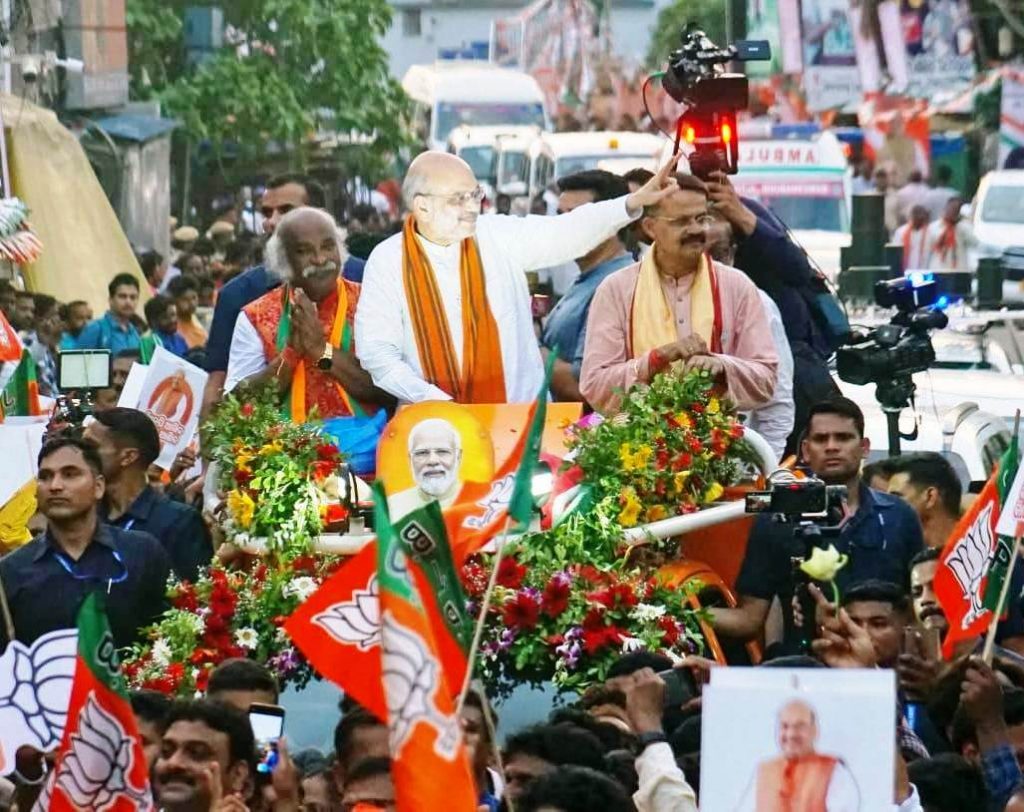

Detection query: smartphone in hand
(249, 703), (285, 774)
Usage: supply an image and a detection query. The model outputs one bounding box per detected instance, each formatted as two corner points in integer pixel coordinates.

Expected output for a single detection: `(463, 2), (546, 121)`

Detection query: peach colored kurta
(579, 259), (778, 414)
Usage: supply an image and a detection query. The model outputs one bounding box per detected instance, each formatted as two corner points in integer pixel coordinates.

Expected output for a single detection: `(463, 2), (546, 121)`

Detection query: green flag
(1, 349), (39, 417)
(507, 351), (555, 526)
(392, 499), (473, 651)
(983, 433), (1021, 611)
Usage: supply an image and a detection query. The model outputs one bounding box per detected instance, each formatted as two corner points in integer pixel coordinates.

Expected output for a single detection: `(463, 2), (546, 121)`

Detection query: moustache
(156, 769), (197, 787)
(301, 261), (338, 279)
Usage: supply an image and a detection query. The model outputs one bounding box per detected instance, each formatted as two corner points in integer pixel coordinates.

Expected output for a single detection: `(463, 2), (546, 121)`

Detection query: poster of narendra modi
(376, 401), (582, 521)
(700, 668), (895, 812)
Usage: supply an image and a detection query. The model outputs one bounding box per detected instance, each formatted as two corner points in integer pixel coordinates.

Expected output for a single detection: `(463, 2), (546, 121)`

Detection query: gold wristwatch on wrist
(316, 342), (334, 371)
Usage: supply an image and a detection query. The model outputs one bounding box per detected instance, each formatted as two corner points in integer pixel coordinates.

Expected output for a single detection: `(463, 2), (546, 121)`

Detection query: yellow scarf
(629, 247), (718, 359)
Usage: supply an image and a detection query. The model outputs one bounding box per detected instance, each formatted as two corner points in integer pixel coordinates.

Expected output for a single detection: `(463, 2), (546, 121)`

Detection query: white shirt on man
(746, 292), (794, 461)
(926, 219), (976, 272)
(355, 198), (637, 404)
(892, 222), (932, 271)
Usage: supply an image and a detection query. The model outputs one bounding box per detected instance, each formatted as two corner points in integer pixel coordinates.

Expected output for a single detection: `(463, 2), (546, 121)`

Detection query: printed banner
(1000, 68), (1024, 169)
(779, 0), (978, 111)
(119, 346), (207, 470)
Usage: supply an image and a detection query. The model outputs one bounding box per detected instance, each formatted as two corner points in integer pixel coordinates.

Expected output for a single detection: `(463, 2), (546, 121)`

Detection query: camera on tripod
(661, 26), (770, 178)
(836, 274), (948, 388)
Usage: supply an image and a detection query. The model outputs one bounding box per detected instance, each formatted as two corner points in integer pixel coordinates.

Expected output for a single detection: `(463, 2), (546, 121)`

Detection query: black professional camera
(661, 26), (769, 177)
(836, 276), (948, 388)
(745, 478), (848, 522)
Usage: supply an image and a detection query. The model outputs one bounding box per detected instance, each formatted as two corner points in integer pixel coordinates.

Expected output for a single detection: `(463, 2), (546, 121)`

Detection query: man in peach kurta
(735, 699), (860, 811)
(579, 174), (777, 414)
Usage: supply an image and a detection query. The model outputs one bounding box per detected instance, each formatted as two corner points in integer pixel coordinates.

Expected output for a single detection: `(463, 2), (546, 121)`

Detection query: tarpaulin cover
(1, 93), (147, 313)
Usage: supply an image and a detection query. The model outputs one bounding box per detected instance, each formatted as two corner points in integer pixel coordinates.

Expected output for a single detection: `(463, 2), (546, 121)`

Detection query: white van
(402, 62), (549, 152)
(494, 130), (541, 204)
(970, 169), (1024, 261)
(447, 125), (540, 204)
(527, 131), (667, 202)
(731, 131), (852, 281)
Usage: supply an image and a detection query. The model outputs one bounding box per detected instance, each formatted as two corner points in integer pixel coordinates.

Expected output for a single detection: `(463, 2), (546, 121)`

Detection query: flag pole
(983, 521), (1024, 665)
(457, 515), (513, 714)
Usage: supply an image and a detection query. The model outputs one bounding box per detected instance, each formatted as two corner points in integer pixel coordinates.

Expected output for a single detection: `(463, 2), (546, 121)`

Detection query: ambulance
(732, 130), (852, 281)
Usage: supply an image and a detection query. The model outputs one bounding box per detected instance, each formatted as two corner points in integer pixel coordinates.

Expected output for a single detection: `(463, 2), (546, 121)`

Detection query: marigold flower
(227, 489), (256, 529)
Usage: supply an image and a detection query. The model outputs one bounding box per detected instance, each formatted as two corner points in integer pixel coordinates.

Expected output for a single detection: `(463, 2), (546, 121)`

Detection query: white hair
(401, 169), (432, 211)
(408, 418), (461, 455)
(264, 206), (349, 282)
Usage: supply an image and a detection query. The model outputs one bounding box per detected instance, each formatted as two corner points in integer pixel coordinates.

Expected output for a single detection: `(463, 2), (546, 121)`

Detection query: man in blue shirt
(712, 397), (924, 649)
(202, 173), (365, 418)
(0, 436), (170, 649)
(540, 170), (634, 402)
(84, 407), (212, 581)
(143, 294), (189, 358)
(76, 272), (142, 354)
(58, 299), (92, 350)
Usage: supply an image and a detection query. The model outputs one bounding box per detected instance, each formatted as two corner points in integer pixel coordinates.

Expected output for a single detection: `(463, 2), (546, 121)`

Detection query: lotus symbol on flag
(0, 628), (77, 767)
(314, 576), (381, 651)
(382, 611), (460, 761)
(946, 502), (995, 629)
(53, 692), (148, 810)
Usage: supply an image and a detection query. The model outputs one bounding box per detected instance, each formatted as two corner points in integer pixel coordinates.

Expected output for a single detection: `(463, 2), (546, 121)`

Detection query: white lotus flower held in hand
(234, 628), (260, 650)
(53, 692), (147, 810)
(314, 576), (380, 651)
(381, 610), (461, 762)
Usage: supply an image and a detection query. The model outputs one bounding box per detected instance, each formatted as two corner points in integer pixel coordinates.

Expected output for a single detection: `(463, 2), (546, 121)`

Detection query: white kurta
(746, 292), (795, 461)
(355, 198), (638, 404)
(926, 220), (976, 272)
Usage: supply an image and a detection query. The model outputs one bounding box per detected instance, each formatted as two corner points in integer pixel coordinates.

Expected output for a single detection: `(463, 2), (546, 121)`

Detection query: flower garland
(202, 386), (346, 556)
(123, 556), (344, 696)
(462, 495), (704, 697)
(566, 371), (757, 527)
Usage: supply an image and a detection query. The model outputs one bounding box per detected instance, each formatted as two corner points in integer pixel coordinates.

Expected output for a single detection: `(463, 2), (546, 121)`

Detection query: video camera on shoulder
(745, 476), (847, 523)
(659, 26), (769, 178)
(52, 349), (111, 428)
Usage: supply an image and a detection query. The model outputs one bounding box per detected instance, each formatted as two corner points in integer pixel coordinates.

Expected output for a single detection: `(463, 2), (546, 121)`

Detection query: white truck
(526, 131), (667, 205)
(731, 131), (852, 281)
(402, 62), (549, 152)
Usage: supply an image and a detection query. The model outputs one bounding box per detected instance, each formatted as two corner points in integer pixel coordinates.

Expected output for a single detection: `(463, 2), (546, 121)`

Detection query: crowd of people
(0, 147), (1018, 811)
(851, 161), (976, 272)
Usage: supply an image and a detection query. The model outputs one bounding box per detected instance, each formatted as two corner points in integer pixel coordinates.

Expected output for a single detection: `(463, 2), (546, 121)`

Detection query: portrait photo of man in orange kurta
(734, 698), (861, 812)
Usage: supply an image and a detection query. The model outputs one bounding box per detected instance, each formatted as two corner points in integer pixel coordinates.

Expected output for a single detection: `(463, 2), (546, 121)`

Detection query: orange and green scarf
(401, 216), (506, 403)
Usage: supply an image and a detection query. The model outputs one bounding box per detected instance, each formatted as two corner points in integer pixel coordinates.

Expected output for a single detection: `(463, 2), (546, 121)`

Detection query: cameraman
(705, 172), (840, 455)
(710, 398), (924, 651)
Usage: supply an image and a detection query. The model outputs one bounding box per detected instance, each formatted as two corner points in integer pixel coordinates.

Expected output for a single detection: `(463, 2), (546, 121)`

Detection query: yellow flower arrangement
(619, 443), (653, 473)
(645, 504), (669, 523)
(675, 412), (693, 429)
(227, 489), (256, 529)
(702, 482), (725, 504)
(707, 397), (721, 415)
(673, 471), (690, 495)
(259, 440), (284, 456)
(235, 450), (255, 474)
(619, 487), (643, 527)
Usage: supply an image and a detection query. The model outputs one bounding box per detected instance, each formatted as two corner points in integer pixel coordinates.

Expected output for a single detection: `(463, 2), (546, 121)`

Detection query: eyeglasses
(649, 213), (715, 229)
(419, 186), (485, 207)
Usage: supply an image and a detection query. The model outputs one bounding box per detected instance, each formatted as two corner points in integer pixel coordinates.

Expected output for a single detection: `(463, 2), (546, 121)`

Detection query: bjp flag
(374, 485), (477, 812)
(33, 593), (154, 811)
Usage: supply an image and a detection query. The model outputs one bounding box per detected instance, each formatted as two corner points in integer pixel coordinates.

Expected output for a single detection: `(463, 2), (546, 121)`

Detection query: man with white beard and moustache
(580, 173), (778, 415)
(225, 207), (391, 419)
(388, 418), (464, 518)
(355, 151), (681, 405)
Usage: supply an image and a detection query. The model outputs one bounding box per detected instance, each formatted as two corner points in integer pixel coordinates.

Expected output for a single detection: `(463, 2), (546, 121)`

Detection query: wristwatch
(637, 730), (668, 751)
(316, 343), (334, 371)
